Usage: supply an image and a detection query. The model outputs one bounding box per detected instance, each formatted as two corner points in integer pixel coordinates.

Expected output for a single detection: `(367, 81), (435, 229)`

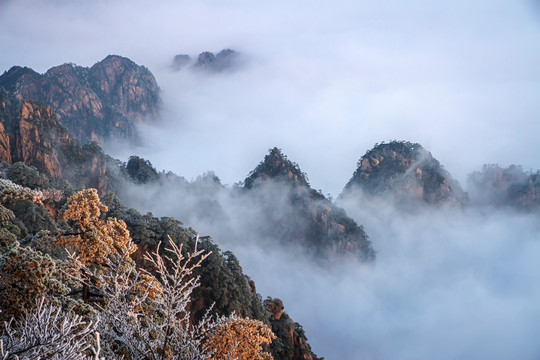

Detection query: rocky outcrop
(467, 164), (540, 209)
(265, 298), (322, 360)
(87, 55), (159, 125)
(0, 94), (124, 194)
(3, 166), (322, 359)
(12, 102), (66, 181)
(0, 55), (160, 144)
(192, 49), (240, 72)
(343, 141), (468, 207)
(244, 147), (375, 262)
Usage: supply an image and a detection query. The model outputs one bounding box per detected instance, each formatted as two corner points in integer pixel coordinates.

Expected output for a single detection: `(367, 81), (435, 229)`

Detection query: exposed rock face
(12, 102), (66, 181)
(0, 94), (123, 194)
(0, 55), (160, 144)
(267, 298), (285, 320)
(87, 55), (159, 125)
(244, 147), (375, 262)
(343, 141), (468, 207)
(265, 298), (322, 360)
(467, 164), (540, 209)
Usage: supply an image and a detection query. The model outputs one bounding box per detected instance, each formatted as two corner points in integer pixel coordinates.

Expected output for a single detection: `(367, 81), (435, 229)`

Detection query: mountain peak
(343, 140), (468, 206)
(244, 147), (309, 189)
(0, 66), (41, 94)
(0, 55), (160, 144)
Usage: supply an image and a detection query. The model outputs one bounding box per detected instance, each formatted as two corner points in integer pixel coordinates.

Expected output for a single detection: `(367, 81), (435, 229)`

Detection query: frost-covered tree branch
(68, 235), (217, 360)
(0, 297), (100, 360)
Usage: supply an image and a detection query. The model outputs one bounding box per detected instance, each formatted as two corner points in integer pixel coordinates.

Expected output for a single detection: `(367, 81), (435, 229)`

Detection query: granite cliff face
(343, 141), (468, 207)
(11, 102), (67, 181)
(244, 147), (375, 262)
(0, 92), (122, 194)
(0, 55), (160, 144)
(467, 164), (540, 209)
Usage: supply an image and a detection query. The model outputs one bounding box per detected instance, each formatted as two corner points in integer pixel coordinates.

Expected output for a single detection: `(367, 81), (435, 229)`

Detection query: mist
(2, 0), (540, 359)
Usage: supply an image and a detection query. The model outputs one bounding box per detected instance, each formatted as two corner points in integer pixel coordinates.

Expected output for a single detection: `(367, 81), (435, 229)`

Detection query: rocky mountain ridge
(0, 55), (160, 144)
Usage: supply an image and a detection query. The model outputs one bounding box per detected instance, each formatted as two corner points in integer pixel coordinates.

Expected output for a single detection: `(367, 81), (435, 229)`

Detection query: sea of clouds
(1, 1), (540, 358)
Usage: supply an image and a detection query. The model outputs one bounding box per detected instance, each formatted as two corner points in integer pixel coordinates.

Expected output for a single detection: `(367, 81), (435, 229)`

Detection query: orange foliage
(205, 317), (276, 360)
(57, 188), (136, 265)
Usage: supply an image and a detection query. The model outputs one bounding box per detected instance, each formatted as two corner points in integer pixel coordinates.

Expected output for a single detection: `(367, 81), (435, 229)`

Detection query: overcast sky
(1, 0), (539, 196)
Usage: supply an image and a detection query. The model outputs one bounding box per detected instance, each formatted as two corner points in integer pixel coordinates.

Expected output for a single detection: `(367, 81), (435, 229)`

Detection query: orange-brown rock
(0, 95), (121, 195)
(343, 141), (468, 207)
(267, 298), (284, 320)
(88, 55), (159, 125)
(12, 102), (65, 181)
(0, 55), (160, 144)
(265, 298), (322, 360)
